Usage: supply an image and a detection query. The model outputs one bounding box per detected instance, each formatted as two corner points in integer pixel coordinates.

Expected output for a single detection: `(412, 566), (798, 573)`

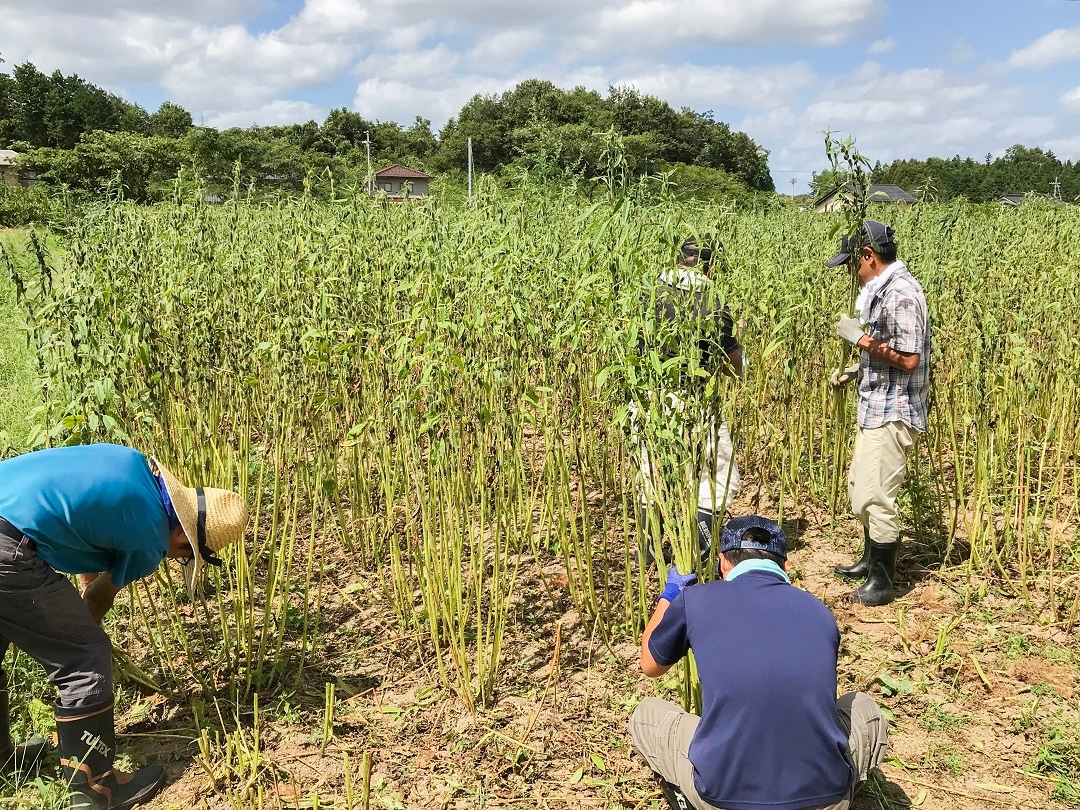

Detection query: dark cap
(719, 515), (787, 560)
(680, 233), (719, 266)
(824, 220), (895, 268)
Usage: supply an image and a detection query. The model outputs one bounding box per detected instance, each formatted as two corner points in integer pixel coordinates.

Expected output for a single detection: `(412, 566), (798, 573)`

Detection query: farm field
(1, 186), (1078, 810)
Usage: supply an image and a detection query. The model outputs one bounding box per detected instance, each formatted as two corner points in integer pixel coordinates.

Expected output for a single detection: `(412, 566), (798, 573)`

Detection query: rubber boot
(845, 541), (897, 607)
(56, 700), (166, 810)
(834, 526), (871, 579)
(0, 666), (48, 777)
(659, 777), (692, 809)
(638, 505), (664, 568)
(695, 509), (716, 571)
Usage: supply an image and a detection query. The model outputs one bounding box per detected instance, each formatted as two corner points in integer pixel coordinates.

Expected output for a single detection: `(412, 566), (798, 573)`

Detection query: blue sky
(2, 0), (1078, 192)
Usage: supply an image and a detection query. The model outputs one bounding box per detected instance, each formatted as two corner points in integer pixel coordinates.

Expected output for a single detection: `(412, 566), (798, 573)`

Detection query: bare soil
(8, 491), (1077, 810)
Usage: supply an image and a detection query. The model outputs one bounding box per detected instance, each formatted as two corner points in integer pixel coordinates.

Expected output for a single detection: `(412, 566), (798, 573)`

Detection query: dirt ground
(6, 491), (1077, 810)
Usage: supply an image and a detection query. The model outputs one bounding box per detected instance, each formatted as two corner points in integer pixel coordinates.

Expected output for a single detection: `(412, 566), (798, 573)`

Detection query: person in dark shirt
(633, 235), (743, 568)
(0, 444), (248, 809)
(629, 515), (889, 810)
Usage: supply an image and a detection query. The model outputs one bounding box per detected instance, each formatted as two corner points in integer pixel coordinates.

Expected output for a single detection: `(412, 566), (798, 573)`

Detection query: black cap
(680, 233), (719, 266)
(824, 220), (895, 268)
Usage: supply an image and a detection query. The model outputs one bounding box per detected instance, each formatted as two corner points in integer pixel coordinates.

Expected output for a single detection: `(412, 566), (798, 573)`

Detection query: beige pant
(847, 422), (919, 545)
(629, 395), (739, 514)
(628, 693), (888, 810)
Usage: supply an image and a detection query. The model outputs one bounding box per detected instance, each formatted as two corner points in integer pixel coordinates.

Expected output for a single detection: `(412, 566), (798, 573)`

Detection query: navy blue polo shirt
(649, 569), (853, 810)
(0, 444), (170, 587)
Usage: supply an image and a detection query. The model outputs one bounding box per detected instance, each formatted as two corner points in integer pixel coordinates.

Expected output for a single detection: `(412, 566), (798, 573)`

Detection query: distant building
(0, 150), (30, 187)
(1000, 192), (1063, 206)
(371, 165), (432, 198)
(812, 182), (918, 213)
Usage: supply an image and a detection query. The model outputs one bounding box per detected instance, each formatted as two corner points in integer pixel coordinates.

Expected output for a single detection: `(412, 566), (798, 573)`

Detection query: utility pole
(363, 131), (372, 195)
(467, 137), (473, 205)
(1051, 176), (1061, 200)
(790, 177), (796, 200)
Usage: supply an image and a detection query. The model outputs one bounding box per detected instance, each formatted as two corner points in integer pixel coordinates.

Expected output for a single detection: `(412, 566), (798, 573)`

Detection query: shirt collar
(856, 259), (905, 322)
(725, 558), (790, 583)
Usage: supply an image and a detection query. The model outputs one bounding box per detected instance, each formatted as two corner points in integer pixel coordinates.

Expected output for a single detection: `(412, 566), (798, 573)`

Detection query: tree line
(0, 61), (773, 203)
(811, 145), (1080, 204)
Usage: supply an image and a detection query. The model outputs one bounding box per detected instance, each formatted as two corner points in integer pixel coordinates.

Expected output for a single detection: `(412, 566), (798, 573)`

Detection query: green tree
(148, 102), (193, 138)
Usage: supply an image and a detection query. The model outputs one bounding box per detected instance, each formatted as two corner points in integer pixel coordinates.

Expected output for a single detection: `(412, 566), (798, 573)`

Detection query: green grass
(0, 229), (37, 456)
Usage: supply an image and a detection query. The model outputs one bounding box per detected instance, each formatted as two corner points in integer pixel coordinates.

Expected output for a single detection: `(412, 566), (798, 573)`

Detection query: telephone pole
(1051, 176), (1061, 200)
(363, 131), (372, 195)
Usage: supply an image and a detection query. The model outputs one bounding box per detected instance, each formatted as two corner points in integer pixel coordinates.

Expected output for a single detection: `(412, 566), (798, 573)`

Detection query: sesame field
(1, 185), (1078, 810)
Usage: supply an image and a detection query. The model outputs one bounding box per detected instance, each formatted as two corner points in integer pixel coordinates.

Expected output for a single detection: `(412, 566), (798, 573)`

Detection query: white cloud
(354, 75), (521, 127)
(1008, 27), (1080, 68)
(1063, 86), (1080, 111)
(869, 38), (896, 54)
(948, 38), (974, 63)
(209, 99), (326, 130)
(618, 63), (816, 112)
(595, 0), (882, 48)
(464, 30), (547, 70)
(354, 46), (461, 86)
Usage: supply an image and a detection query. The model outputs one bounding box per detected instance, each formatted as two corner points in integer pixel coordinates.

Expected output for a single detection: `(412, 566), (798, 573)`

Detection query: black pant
(0, 523), (112, 709)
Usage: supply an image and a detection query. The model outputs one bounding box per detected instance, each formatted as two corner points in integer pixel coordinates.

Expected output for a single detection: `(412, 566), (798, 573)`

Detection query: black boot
(56, 700), (166, 810)
(659, 777), (692, 809)
(834, 527), (871, 579)
(845, 541), (897, 606)
(0, 666), (47, 777)
(638, 505), (665, 568)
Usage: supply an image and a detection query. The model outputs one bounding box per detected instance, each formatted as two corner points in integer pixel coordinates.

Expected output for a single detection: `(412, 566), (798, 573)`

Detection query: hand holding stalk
(658, 566), (697, 603)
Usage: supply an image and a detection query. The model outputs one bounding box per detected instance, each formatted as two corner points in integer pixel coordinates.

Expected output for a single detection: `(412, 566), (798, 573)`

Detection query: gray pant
(629, 692), (888, 810)
(0, 528), (113, 709)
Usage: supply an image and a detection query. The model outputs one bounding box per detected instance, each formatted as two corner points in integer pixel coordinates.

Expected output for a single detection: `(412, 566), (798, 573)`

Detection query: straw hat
(150, 457), (248, 592)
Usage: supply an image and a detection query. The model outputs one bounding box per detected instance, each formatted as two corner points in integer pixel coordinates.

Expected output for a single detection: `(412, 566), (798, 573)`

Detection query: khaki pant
(629, 394), (739, 514)
(628, 693), (888, 810)
(847, 422), (919, 545)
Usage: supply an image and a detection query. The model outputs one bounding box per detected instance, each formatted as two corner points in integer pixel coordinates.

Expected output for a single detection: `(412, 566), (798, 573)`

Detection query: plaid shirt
(858, 263), (930, 431)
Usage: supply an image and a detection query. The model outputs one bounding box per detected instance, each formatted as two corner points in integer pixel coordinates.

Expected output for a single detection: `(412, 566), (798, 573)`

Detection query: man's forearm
(856, 335), (919, 372)
(82, 574), (121, 624)
(639, 600), (674, 677)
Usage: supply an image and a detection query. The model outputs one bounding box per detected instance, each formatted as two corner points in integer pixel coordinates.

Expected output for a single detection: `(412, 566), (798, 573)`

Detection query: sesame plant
(2, 171), (1079, 804)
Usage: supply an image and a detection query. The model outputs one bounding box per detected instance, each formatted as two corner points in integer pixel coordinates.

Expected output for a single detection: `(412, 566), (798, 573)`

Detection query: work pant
(629, 394), (739, 515)
(0, 526), (112, 709)
(629, 693), (888, 810)
(847, 422), (919, 545)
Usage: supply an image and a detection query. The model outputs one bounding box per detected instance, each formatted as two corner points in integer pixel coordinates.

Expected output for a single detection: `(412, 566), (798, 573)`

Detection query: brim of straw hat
(150, 457), (248, 593)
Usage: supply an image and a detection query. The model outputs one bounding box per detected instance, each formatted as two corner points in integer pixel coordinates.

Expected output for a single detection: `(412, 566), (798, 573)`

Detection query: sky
(2, 0), (1079, 193)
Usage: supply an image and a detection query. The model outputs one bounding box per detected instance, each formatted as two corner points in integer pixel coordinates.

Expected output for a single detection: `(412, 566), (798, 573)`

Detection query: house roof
(867, 184), (917, 203)
(1001, 192), (1062, 206)
(813, 182), (918, 207)
(374, 164), (432, 179)
(0, 149), (19, 166)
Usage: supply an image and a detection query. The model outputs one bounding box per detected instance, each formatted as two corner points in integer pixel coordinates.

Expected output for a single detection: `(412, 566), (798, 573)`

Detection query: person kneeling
(629, 515), (888, 810)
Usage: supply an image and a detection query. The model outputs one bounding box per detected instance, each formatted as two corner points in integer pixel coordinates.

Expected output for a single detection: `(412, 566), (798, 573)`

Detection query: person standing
(828, 220), (930, 606)
(633, 234), (743, 568)
(629, 514), (889, 810)
(0, 443), (248, 809)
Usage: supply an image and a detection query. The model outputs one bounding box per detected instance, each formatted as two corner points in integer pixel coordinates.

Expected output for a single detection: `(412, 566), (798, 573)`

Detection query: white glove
(835, 315), (865, 346)
(829, 363), (859, 388)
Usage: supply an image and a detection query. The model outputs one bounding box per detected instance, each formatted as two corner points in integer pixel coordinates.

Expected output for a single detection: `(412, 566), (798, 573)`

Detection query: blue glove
(659, 566), (697, 603)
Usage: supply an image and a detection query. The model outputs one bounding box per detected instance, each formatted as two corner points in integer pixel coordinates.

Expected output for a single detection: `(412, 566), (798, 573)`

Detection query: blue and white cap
(719, 514), (787, 560)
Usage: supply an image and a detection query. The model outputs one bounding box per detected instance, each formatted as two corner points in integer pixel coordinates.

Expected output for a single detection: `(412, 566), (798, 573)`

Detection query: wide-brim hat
(151, 457), (248, 593)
